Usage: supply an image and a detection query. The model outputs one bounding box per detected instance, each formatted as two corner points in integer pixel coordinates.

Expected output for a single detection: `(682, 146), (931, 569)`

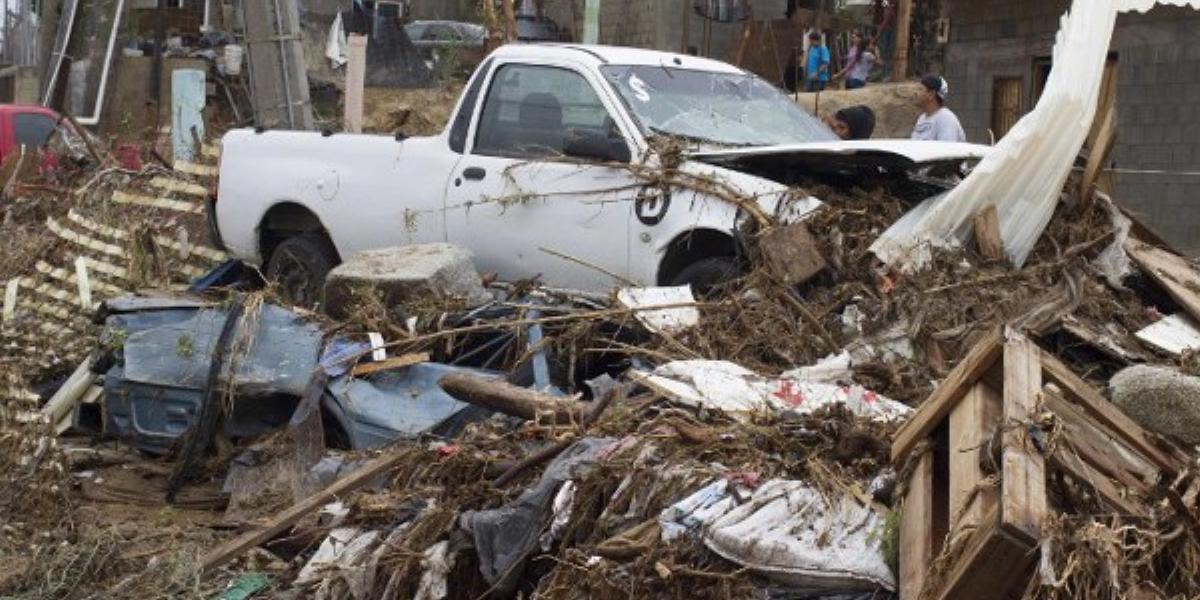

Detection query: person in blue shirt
(805, 31), (831, 92)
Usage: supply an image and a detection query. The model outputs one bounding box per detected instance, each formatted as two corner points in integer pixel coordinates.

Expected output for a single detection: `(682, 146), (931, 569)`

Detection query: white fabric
(327, 13), (348, 69)
(631, 360), (912, 423)
(873, 0), (1200, 269)
(659, 479), (895, 592)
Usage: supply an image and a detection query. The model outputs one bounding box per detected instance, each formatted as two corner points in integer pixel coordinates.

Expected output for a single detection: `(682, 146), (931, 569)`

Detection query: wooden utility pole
(894, 0), (913, 82)
(501, 0), (517, 42)
(681, 0), (690, 53)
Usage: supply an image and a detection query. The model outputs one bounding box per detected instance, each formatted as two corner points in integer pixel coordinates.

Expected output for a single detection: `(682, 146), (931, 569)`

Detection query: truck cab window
(474, 64), (621, 160)
(13, 113), (58, 148)
(449, 59), (492, 154)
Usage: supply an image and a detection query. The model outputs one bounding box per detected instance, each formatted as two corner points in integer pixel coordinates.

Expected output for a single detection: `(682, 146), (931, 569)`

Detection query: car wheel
(265, 233), (338, 309)
(669, 256), (741, 296)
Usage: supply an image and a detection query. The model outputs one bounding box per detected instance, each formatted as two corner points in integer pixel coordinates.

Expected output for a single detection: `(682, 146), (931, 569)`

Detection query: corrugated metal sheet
(871, 0), (1200, 269)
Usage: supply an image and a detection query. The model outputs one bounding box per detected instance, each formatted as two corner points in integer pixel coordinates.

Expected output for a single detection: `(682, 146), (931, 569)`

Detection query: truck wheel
(669, 257), (741, 296)
(266, 233), (338, 308)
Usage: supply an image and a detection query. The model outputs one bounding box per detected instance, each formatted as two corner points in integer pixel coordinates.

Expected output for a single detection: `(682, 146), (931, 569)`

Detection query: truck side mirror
(563, 129), (631, 164)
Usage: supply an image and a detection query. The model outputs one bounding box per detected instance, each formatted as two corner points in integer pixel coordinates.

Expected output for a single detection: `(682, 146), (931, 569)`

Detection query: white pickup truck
(213, 44), (987, 304)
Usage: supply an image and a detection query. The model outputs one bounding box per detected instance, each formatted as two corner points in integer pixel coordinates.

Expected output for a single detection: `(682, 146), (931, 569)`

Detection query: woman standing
(837, 31), (877, 90)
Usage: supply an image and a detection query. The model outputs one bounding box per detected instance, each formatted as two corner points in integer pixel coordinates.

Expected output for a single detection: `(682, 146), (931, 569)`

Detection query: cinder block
(323, 244), (490, 320)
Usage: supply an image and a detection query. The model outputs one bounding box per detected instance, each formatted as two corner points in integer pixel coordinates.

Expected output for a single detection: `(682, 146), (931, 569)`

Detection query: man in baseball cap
(911, 75), (967, 142)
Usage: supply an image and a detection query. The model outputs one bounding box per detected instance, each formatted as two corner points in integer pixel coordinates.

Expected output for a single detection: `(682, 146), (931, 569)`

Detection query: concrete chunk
(323, 244), (490, 319)
(1109, 365), (1200, 445)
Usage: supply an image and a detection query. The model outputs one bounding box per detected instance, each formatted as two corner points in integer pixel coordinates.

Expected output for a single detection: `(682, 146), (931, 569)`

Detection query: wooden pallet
(893, 327), (1188, 600)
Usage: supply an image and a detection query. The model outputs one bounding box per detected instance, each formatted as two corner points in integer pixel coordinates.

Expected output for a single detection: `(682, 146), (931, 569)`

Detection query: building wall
(943, 1), (1200, 253)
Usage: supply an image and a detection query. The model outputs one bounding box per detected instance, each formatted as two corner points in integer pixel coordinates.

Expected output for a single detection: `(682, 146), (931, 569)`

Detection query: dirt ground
(795, 81), (927, 139)
(362, 85), (465, 137)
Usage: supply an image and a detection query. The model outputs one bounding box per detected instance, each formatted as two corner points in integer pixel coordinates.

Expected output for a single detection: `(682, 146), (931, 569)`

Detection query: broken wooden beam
(758, 222), (828, 286)
(439, 373), (586, 424)
(972, 205), (1005, 263)
(199, 449), (407, 573)
(350, 352), (430, 377)
(1127, 239), (1200, 330)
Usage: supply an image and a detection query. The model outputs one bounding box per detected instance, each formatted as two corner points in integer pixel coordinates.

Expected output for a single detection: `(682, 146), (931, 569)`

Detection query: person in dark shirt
(825, 105), (877, 140)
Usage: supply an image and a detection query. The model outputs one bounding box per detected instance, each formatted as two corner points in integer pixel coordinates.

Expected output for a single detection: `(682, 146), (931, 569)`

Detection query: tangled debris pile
(7, 133), (1200, 597)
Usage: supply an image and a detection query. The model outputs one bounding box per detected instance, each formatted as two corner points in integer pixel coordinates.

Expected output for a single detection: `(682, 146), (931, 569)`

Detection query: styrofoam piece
(1136, 313), (1200, 355)
(616, 286), (699, 334)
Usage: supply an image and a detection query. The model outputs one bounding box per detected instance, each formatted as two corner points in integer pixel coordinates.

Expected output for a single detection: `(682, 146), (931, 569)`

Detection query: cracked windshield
(603, 65), (838, 148)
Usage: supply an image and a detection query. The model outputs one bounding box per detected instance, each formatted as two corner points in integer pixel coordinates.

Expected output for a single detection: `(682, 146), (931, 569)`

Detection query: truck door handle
(463, 167), (486, 181)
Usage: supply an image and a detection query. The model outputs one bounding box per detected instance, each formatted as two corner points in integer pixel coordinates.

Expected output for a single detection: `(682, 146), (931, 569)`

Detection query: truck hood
(689, 140), (990, 169)
(686, 140), (990, 198)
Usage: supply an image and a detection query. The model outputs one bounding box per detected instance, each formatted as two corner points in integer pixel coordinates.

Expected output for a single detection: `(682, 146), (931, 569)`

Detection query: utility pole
(894, 0), (913, 81)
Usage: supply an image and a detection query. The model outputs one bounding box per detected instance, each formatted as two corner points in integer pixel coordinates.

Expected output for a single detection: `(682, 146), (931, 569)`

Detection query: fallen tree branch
(439, 373), (585, 424)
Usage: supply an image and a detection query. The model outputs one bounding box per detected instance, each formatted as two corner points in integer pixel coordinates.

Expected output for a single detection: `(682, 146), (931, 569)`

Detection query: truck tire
(265, 233), (338, 308)
(669, 256), (741, 296)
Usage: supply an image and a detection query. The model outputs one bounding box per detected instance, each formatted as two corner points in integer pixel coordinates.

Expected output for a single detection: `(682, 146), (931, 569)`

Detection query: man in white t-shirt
(911, 75), (967, 143)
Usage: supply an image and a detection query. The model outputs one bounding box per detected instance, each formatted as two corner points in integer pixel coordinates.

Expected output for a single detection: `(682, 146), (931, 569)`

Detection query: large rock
(1109, 365), (1200, 445)
(323, 244), (490, 319)
(795, 81), (924, 139)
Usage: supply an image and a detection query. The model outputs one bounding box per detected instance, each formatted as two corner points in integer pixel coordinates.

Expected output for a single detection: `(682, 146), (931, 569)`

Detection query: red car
(0, 105), (67, 162)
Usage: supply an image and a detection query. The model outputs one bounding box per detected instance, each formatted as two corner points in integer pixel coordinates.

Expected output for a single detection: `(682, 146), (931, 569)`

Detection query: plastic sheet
(658, 479), (895, 593)
(871, 0), (1200, 269)
(631, 360), (912, 423)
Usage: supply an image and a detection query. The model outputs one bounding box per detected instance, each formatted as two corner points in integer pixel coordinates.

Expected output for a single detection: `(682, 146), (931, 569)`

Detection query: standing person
(911, 75), (967, 142)
(805, 31), (830, 93)
(836, 32), (876, 90)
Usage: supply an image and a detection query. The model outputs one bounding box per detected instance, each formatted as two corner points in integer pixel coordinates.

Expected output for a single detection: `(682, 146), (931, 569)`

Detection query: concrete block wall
(943, 0), (1200, 253)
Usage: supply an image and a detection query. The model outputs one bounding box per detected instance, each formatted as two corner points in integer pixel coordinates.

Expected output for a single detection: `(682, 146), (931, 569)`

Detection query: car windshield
(601, 65), (837, 148)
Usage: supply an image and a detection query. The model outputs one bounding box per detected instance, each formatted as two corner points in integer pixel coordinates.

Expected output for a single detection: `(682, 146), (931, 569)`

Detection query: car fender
(629, 159), (822, 283)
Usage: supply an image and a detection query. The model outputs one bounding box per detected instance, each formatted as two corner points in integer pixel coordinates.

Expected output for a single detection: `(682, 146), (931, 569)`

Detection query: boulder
(323, 244), (490, 319)
(1109, 364), (1200, 445)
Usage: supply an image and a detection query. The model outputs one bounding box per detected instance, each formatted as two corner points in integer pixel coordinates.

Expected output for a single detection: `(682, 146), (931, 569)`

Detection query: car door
(443, 61), (642, 292)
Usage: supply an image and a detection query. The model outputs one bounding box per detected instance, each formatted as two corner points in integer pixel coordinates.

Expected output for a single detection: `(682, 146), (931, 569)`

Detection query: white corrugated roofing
(871, 0), (1200, 269)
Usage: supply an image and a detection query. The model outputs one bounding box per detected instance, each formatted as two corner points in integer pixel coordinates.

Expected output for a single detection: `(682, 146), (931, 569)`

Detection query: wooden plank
(1047, 445), (1147, 517)
(949, 382), (1001, 531)
(1000, 333), (1045, 544)
(1127, 239), (1200, 327)
(112, 189), (203, 215)
(344, 34), (367, 133)
(350, 352), (430, 377)
(1040, 349), (1186, 472)
(148, 176), (209, 197)
(899, 451), (935, 600)
(199, 450), (407, 573)
(892, 326), (1004, 463)
(972, 205), (1005, 262)
(1080, 101), (1117, 201)
(174, 160), (218, 177)
(1041, 386), (1156, 492)
(934, 512), (1037, 600)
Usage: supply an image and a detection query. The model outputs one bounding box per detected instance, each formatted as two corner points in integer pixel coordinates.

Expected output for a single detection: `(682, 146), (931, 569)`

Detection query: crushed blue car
(91, 295), (507, 454)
